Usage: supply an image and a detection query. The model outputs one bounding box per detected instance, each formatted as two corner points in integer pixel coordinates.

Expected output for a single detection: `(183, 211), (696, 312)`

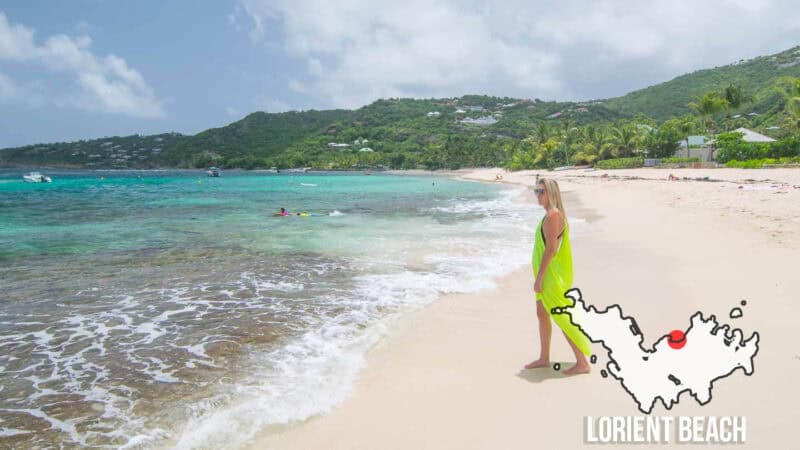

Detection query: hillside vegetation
(2, 46), (799, 170)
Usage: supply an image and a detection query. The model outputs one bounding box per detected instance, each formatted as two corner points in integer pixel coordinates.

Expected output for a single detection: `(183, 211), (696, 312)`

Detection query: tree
(643, 122), (682, 158)
(556, 120), (579, 165)
(722, 84), (753, 130)
(610, 123), (641, 157)
(688, 92), (728, 133)
(533, 122), (551, 144)
(677, 115), (697, 158)
(582, 125), (613, 160)
(775, 77), (800, 133)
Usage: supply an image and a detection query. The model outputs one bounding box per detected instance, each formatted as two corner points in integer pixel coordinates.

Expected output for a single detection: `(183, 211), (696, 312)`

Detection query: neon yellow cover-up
(532, 215), (592, 356)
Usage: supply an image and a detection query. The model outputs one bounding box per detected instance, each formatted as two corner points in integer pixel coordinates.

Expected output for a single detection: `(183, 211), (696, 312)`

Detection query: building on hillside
(426, 111), (441, 117)
(732, 127), (776, 143)
(459, 116), (498, 126)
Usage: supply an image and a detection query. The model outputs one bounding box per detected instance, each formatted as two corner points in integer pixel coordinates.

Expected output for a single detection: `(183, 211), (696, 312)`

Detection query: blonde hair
(538, 178), (567, 219)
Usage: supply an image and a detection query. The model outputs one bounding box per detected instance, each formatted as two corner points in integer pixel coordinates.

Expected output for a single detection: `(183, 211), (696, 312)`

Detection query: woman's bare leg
(562, 330), (591, 375)
(524, 300), (552, 369)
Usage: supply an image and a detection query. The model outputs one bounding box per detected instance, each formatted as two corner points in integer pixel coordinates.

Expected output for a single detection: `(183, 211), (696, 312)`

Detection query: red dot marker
(668, 330), (687, 349)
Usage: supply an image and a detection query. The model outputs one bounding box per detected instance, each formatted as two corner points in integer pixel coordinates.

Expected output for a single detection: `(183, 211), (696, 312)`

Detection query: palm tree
(722, 84), (753, 130)
(678, 116), (696, 158)
(610, 123), (640, 157)
(560, 120), (578, 165)
(533, 122), (550, 144)
(583, 124), (607, 148)
(775, 77), (800, 132)
(688, 92), (728, 133)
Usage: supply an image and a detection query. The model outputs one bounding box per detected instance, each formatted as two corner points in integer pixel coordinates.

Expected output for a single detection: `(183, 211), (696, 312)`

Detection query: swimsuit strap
(540, 216), (565, 245)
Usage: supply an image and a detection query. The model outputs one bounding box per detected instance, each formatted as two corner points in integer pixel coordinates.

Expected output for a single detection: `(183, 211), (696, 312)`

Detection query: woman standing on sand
(525, 178), (592, 375)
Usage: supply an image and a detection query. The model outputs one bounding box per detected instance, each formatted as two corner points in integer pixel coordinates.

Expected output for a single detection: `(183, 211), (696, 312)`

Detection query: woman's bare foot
(563, 362), (591, 375)
(524, 358), (550, 369)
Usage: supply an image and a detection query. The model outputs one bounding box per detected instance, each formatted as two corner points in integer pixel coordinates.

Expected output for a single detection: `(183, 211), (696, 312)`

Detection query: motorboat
(206, 167), (221, 177)
(23, 172), (52, 183)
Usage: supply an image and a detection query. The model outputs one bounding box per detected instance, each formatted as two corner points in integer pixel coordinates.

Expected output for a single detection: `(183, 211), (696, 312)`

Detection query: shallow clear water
(0, 169), (539, 448)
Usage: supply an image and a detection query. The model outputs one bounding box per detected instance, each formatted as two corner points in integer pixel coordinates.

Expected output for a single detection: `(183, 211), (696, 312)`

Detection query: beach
(247, 168), (800, 449)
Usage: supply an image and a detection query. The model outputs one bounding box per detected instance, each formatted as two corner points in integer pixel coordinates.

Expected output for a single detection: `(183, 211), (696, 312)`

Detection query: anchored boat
(23, 172), (52, 183)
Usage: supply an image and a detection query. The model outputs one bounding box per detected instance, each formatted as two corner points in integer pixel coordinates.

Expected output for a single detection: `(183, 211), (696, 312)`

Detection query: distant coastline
(2, 46), (799, 172)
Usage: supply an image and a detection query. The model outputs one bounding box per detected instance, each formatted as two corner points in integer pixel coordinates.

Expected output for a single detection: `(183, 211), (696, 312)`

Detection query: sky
(0, 0), (798, 147)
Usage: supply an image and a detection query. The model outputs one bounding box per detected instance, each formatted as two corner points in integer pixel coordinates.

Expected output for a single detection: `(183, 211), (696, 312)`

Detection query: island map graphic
(552, 289), (760, 414)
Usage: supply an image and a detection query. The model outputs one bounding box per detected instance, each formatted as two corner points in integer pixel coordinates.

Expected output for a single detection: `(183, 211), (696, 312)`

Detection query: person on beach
(525, 178), (592, 375)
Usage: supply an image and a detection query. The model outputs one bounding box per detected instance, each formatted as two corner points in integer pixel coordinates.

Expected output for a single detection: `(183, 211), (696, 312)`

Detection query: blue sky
(1, 0), (798, 147)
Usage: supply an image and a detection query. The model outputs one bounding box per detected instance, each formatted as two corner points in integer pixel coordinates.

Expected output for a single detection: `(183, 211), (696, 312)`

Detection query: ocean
(0, 169), (539, 448)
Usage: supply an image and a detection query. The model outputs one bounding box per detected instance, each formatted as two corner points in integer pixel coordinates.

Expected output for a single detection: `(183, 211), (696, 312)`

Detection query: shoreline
(245, 167), (799, 449)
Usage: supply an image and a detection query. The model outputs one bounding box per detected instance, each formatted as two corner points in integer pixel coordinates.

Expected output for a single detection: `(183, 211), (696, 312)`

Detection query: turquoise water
(1, 170), (491, 259)
(0, 169), (536, 448)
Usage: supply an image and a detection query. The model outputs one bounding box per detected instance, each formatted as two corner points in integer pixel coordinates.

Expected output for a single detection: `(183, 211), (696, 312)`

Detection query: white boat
(23, 172), (52, 183)
(205, 167), (221, 177)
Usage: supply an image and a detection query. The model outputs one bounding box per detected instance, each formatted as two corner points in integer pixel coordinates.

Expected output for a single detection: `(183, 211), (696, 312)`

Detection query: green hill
(1, 45), (798, 170)
(0, 133), (187, 169)
(604, 46), (800, 120)
(161, 109), (355, 167)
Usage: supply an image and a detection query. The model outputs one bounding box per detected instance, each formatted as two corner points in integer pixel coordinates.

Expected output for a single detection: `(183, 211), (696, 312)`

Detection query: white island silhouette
(553, 289), (760, 414)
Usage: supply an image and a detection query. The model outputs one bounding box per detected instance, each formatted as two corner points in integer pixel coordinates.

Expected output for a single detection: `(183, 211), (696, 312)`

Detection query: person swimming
(273, 208), (312, 217)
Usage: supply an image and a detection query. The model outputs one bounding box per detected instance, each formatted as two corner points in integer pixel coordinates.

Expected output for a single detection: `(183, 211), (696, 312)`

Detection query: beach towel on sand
(532, 216), (592, 356)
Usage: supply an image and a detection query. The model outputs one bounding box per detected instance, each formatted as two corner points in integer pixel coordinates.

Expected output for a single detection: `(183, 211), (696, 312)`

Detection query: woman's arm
(534, 209), (564, 293)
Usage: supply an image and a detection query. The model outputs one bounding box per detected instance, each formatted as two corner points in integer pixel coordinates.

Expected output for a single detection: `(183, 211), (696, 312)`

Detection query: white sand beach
(247, 168), (800, 449)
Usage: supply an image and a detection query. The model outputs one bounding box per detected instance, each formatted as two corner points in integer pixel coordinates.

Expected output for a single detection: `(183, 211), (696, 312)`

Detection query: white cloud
(0, 71), (44, 106)
(0, 71), (19, 100)
(235, 0), (800, 107)
(0, 12), (36, 60)
(0, 11), (164, 118)
(225, 106), (241, 117)
(288, 78), (307, 93)
(306, 58), (322, 76)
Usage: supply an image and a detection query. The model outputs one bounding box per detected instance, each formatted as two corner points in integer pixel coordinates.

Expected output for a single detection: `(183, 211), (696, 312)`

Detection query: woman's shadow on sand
(515, 362), (579, 383)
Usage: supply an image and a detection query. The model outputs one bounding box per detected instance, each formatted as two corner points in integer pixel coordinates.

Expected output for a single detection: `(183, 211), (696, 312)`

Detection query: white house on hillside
(460, 116), (498, 126)
(733, 127), (776, 143)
